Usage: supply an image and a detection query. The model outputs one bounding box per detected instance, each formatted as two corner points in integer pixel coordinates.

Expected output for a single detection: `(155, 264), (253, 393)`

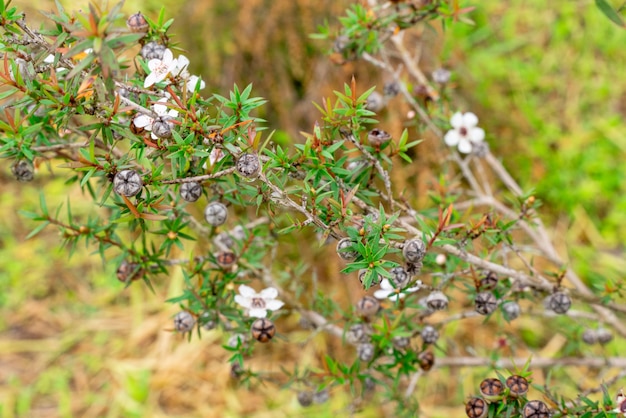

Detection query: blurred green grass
(1, 0), (626, 417)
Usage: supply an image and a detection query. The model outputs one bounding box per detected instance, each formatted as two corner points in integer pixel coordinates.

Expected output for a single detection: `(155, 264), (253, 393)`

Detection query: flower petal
(234, 295), (251, 308)
(380, 279), (393, 291)
(238, 284), (257, 298)
(161, 49), (174, 65)
(462, 112), (478, 127)
(259, 287), (278, 299)
(444, 130), (460, 146)
(148, 59), (162, 73)
(468, 127), (485, 143)
(374, 289), (392, 300)
(458, 138), (472, 154)
(144, 73), (157, 88)
(133, 115), (153, 128)
(450, 112), (464, 128)
(248, 308), (268, 318)
(265, 300), (284, 311)
(389, 293), (403, 301)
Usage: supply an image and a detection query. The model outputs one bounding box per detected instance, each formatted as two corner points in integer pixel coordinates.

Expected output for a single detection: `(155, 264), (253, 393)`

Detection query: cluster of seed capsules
(466, 375), (550, 418)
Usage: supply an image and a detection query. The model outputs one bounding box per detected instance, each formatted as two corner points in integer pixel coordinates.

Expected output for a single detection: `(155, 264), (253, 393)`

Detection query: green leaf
(595, 0), (625, 26)
(26, 221), (50, 239)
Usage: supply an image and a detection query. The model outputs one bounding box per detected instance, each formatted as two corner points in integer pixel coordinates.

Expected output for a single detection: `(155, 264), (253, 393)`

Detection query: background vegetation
(0, 0), (625, 416)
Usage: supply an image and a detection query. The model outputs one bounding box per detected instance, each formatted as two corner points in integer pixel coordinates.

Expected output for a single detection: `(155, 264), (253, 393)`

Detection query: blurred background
(1, 0), (626, 416)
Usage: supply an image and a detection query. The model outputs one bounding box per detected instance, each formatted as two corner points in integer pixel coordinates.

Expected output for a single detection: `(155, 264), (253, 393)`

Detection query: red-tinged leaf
(441, 223), (465, 232)
(121, 195), (141, 218)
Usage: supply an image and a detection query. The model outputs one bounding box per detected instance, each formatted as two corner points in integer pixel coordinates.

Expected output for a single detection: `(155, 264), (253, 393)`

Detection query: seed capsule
(215, 250), (237, 269)
(297, 391), (313, 407)
(126, 12), (148, 33)
(11, 160), (34, 182)
(479, 270), (498, 290)
(312, 389), (329, 404)
(418, 350), (435, 371)
(152, 116), (172, 138)
(204, 202), (228, 226)
(402, 239), (426, 264)
(426, 291), (448, 311)
(113, 169), (143, 197)
(479, 378), (504, 402)
(389, 266), (411, 289)
(116, 260), (143, 283)
(421, 325), (439, 345)
(356, 296), (380, 318)
(383, 81), (401, 97)
(475, 292), (497, 315)
(367, 128), (391, 147)
(596, 328), (613, 345)
(174, 311), (196, 333)
(236, 153), (261, 179)
(180, 181), (203, 202)
(582, 328), (597, 345)
(465, 397), (488, 418)
(365, 91), (384, 113)
(357, 343), (375, 362)
(392, 336), (410, 350)
(502, 301), (521, 321)
(358, 269), (381, 287)
(141, 41), (166, 61)
(506, 375), (529, 398)
(336, 237), (358, 261)
(251, 318), (275, 343)
(347, 323), (373, 344)
(548, 291), (571, 314)
(523, 400), (550, 418)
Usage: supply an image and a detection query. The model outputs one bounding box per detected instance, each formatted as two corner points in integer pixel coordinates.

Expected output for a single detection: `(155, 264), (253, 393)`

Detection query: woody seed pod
(383, 81), (401, 97)
(548, 291), (571, 314)
(336, 237), (358, 261)
(581, 328), (597, 345)
(426, 291), (448, 311)
(180, 181), (203, 202)
(215, 250), (237, 269)
(347, 323), (373, 344)
(141, 41), (166, 61)
(421, 325), (439, 345)
(116, 260), (143, 283)
(479, 270), (498, 290)
(502, 301), (521, 321)
(523, 400), (550, 418)
(475, 292), (497, 315)
(113, 169), (143, 197)
(204, 202), (228, 226)
(236, 153), (261, 179)
(152, 116), (172, 139)
(418, 350), (435, 371)
(506, 375), (529, 398)
(432, 68), (452, 84)
(11, 160), (34, 182)
(596, 328), (613, 345)
(358, 269), (381, 287)
(365, 91), (384, 113)
(403, 239), (426, 264)
(356, 296), (380, 318)
(357, 343), (375, 362)
(313, 389), (329, 404)
(392, 336), (410, 350)
(390, 266), (411, 289)
(126, 12), (148, 33)
(251, 318), (275, 343)
(479, 377), (504, 402)
(367, 128), (391, 147)
(174, 311), (196, 333)
(465, 397), (488, 418)
(297, 391), (313, 407)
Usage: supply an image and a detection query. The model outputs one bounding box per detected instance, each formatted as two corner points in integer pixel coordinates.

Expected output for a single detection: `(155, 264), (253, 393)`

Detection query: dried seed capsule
(174, 311), (196, 333)
(596, 328), (613, 345)
(333, 35), (350, 53)
(236, 153), (261, 179)
(201, 313), (217, 331)
(405, 261), (423, 276)
(347, 323), (373, 344)
(383, 81), (401, 97)
(475, 292), (497, 315)
(230, 362), (243, 379)
(389, 266), (411, 289)
(113, 169), (143, 197)
(421, 325), (439, 345)
(204, 202), (228, 226)
(11, 160), (34, 182)
(152, 116), (172, 138)
(502, 301), (521, 321)
(116, 260), (143, 283)
(126, 12), (148, 32)
(297, 391), (313, 407)
(356, 296), (380, 318)
(418, 350), (435, 371)
(215, 250), (237, 269)
(312, 388), (329, 404)
(251, 318), (275, 343)
(367, 128), (391, 147)
(465, 397), (488, 418)
(426, 291), (448, 311)
(228, 333), (247, 348)
(432, 68), (452, 84)
(141, 41), (166, 61)
(365, 91), (384, 113)
(479, 270), (498, 290)
(581, 328), (597, 345)
(402, 239), (426, 264)
(357, 343), (375, 362)
(506, 375), (529, 398)
(358, 269), (381, 287)
(523, 400), (550, 418)
(180, 181), (203, 202)
(479, 378), (504, 402)
(392, 336), (410, 350)
(336, 237), (358, 261)
(548, 291), (571, 314)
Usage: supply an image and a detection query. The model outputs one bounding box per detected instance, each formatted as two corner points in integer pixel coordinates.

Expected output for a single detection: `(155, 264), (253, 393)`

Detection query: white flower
(171, 54), (190, 79)
(209, 147), (224, 166)
(144, 48), (177, 88)
(186, 74), (206, 92)
(444, 112), (485, 154)
(234, 285), (284, 318)
(133, 98), (178, 139)
(374, 279), (421, 302)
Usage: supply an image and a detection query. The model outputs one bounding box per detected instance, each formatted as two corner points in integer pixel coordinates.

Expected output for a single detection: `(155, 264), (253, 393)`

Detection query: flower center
(251, 297), (266, 309)
(459, 127), (468, 137)
(155, 62), (169, 76)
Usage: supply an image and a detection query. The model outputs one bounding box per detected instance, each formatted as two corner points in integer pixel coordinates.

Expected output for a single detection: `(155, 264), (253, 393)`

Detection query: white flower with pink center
(144, 48), (177, 88)
(234, 285), (284, 318)
(444, 112), (485, 154)
(374, 279), (421, 302)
